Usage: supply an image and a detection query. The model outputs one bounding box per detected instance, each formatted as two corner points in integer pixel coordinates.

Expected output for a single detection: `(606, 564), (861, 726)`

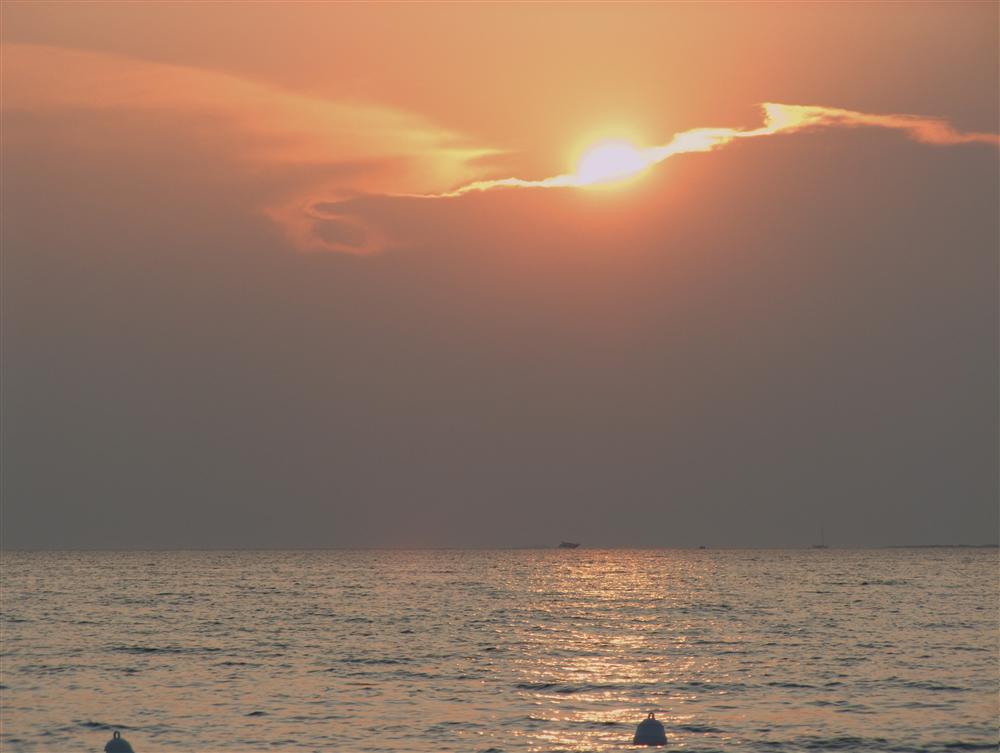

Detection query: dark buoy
(633, 712), (667, 746)
(104, 730), (134, 753)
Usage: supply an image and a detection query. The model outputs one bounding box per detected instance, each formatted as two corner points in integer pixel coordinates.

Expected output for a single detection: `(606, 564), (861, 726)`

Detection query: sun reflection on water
(3, 549), (996, 751)
(504, 550), (730, 750)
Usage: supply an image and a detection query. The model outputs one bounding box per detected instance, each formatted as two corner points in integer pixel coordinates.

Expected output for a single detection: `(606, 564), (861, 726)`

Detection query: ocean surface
(1, 549), (997, 752)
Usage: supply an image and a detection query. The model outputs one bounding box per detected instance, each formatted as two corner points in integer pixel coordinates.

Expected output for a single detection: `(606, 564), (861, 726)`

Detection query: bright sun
(574, 140), (652, 186)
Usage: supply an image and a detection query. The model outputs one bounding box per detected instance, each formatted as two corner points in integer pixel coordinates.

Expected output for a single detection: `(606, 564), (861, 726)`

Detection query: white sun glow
(573, 140), (653, 186)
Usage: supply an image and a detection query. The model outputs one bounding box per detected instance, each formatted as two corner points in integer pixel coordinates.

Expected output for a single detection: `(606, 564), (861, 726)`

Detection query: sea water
(1, 549), (996, 752)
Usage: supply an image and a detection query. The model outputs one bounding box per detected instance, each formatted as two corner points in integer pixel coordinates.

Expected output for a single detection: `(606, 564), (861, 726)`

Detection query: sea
(1, 549), (997, 752)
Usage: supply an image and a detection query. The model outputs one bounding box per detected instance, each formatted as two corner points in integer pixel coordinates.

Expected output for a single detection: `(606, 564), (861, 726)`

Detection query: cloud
(3, 44), (995, 255)
(1, 43), (494, 194)
(266, 193), (389, 256)
(294, 103), (997, 254)
(762, 103), (1000, 147)
(420, 103), (1000, 198)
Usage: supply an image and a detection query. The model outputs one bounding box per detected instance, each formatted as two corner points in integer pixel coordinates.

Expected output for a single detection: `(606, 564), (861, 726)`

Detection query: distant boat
(558, 541), (580, 549)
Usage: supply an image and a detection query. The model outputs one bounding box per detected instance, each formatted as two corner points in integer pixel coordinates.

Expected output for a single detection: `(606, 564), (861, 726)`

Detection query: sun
(573, 139), (653, 186)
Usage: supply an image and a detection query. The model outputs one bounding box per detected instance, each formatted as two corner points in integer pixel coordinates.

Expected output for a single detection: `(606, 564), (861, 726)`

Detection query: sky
(2, 2), (997, 549)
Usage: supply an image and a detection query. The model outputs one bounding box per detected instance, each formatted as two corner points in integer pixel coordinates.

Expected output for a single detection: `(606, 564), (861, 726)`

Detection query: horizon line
(2, 543), (997, 553)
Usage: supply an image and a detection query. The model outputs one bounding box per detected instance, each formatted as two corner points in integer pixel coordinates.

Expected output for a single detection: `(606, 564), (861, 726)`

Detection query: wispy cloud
(291, 103), (996, 254)
(423, 103), (999, 198)
(1, 43), (493, 195)
(4, 44), (995, 256)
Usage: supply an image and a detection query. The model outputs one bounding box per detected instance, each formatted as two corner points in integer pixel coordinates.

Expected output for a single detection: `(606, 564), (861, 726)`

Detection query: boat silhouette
(558, 541), (580, 549)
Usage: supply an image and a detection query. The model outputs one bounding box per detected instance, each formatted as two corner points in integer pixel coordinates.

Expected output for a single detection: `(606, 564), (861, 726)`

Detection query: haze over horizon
(2, 2), (997, 550)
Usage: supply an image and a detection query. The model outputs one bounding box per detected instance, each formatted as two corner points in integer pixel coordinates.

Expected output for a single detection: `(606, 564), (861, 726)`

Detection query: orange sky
(2, 2), (998, 548)
(4, 2), (998, 253)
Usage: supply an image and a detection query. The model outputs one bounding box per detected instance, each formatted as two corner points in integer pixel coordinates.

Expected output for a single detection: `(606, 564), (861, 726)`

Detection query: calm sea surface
(1, 549), (997, 752)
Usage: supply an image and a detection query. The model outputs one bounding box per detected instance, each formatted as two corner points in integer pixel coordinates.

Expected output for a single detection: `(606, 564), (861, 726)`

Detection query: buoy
(104, 730), (135, 753)
(633, 712), (667, 746)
